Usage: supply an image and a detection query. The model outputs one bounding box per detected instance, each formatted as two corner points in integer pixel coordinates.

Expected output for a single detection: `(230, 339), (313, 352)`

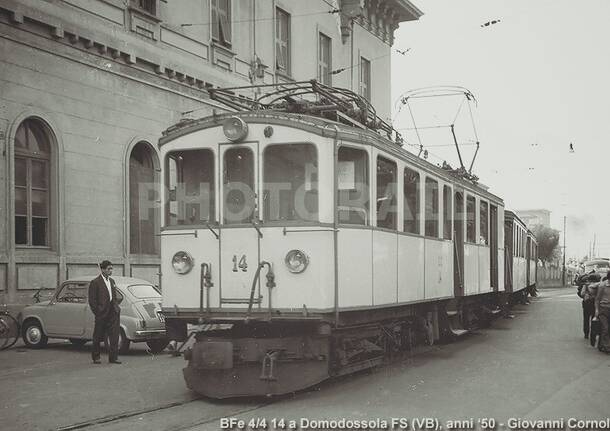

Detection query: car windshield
(127, 284), (160, 298)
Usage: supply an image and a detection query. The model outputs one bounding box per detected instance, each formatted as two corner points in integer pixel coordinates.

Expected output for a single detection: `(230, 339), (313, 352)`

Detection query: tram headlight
(223, 116), (248, 142)
(285, 250), (309, 274)
(172, 251), (194, 275)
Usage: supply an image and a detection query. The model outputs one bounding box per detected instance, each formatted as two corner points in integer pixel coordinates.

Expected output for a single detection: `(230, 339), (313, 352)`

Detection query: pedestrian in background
(579, 273), (600, 340)
(594, 270), (610, 353)
(88, 260), (123, 364)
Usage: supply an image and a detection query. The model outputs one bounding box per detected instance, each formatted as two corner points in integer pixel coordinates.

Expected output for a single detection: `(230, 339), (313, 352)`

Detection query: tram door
(490, 205), (498, 291)
(453, 191), (465, 296)
(218, 143), (260, 307)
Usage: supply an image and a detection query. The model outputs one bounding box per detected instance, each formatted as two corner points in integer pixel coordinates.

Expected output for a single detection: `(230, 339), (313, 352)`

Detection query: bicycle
(0, 308), (19, 350)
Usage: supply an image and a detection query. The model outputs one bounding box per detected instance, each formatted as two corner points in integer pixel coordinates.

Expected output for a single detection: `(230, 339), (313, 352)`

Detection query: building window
(129, 142), (159, 255)
(275, 8), (290, 75)
(338, 147), (369, 225)
(479, 201), (488, 245)
(424, 177), (439, 237)
(14, 119), (52, 247)
(443, 185), (452, 240)
(318, 33), (332, 85)
(466, 195), (476, 243)
(403, 167), (419, 234)
(211, 0), (231, 47)
(135, 0), (156, 15)
(359, 57), (371, 100)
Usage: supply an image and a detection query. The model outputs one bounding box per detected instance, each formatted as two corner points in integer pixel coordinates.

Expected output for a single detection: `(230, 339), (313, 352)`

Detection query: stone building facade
(0, 0), (422, 303)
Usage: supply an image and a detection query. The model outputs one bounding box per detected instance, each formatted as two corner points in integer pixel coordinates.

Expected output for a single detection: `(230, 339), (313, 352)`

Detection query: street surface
(1, 286), (609, 431)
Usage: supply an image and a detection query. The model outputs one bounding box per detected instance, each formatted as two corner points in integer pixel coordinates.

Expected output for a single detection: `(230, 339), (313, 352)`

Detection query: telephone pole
(562, 216), (566, 286)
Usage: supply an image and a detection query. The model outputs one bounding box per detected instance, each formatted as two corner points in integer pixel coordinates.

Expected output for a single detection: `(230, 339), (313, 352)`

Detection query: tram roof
(160, 111), (504, 205)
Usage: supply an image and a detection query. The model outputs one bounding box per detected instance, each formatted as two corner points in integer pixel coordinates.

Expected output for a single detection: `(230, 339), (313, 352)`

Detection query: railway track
(55, 397), (274, 431)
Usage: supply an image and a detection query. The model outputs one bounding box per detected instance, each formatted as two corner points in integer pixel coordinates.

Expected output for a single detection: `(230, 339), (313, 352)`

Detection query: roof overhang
(390, 0), (424, 22)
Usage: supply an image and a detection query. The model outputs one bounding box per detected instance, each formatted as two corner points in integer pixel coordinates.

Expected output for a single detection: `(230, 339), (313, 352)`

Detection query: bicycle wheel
(0, 314), (19, 350)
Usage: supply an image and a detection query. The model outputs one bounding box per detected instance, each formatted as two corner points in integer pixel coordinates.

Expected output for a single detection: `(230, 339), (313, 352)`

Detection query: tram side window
(480, 201), (488, 245)
(403, 167), (419, 234)
(425, 177), (439, 237)
(376, 156), (397, 230)
(165, 150), (215, 226)
(223, 147), (255, 224)
(443, 185), (452, 240)
(513, 230), (519, 257)
(338, 147), (369, 225)
(466, 195), (476, 243)
(263, 144), (318, 222)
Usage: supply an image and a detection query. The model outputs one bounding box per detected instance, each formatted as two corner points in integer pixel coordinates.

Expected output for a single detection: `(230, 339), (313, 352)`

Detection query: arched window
(129, 142), (159, 255)
(14, 119), (52, 246)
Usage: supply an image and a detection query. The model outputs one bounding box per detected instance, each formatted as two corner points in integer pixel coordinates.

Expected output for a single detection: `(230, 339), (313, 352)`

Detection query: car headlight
(172, 251), (194, 274)
(285, 250), (309, 274)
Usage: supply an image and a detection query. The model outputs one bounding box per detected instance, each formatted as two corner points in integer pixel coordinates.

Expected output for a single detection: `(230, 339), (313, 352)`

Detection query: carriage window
(466, 195), (476, 243)
(263, 144), (318, 222)
(376, 156), (397, 229)
(223, 147), (255, 224)
(165, 150), (215, 226)
(443, 185), (452, 240)
(425, 177), (439, 237)
(480, 201), (488, 245)
(338, 147), (369, 225)
(403, 167), (419, 234)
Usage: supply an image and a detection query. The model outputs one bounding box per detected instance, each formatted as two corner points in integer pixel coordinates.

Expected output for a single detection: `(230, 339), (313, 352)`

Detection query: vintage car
(583, 259), (610, 276)
(20, 276), (168, 353)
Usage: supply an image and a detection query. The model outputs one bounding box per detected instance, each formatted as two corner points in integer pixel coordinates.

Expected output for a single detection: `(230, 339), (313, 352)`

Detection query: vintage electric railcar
(158, 82), (537, 398)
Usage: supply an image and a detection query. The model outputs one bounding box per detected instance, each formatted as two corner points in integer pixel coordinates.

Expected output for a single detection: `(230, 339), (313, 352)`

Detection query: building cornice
(339, 0), (422, 45)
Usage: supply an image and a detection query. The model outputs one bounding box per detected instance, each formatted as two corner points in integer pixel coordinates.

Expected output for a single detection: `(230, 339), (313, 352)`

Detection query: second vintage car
(20, 276), (168, 353)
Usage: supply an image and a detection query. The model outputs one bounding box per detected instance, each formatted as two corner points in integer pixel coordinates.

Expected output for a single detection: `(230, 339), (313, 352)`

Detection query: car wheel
(69, 338), (88, 346)
(105, 328), (130, 355)
(146, 339), (169, 354)
(22, 320), (48, 348)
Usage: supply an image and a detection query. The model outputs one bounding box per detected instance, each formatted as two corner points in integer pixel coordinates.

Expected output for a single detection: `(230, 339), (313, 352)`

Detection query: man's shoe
(109, 360), (122, 364)
(92, 359), (101, 364)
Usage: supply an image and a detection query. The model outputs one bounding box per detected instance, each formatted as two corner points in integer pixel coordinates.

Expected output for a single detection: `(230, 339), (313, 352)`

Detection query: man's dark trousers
(92, 309), (120, 362)
(583, 298), (595, 339)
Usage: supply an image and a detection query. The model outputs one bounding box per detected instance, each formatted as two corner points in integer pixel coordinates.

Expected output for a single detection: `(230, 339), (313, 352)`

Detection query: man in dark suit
(88, 260), (122, 364)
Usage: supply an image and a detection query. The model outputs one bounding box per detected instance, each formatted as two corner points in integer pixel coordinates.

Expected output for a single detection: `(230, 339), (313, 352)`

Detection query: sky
(390, 0), (610, 260)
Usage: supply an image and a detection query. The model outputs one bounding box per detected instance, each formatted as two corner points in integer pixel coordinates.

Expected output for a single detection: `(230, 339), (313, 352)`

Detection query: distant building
(515, 209), (551, 229)
(0, 0), (423, 303)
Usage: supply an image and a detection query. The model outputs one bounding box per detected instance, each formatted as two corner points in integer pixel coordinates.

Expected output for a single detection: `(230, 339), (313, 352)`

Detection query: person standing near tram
(88, 260), (122, 364)
(579, 273), (600, 340)
(594, 270), (610, 353)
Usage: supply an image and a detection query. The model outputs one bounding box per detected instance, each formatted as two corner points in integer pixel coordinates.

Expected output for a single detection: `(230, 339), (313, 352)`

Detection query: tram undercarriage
(168, 292), (507, 399)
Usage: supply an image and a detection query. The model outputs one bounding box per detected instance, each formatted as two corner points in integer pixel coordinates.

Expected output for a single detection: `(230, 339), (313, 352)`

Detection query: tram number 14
(232, 254), (248, 272)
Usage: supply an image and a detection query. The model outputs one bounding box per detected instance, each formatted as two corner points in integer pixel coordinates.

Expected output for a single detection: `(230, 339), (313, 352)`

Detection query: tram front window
(263, 144), (318, 222)
(224, 147), (255, 224)
(165, 150), (215, 226)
